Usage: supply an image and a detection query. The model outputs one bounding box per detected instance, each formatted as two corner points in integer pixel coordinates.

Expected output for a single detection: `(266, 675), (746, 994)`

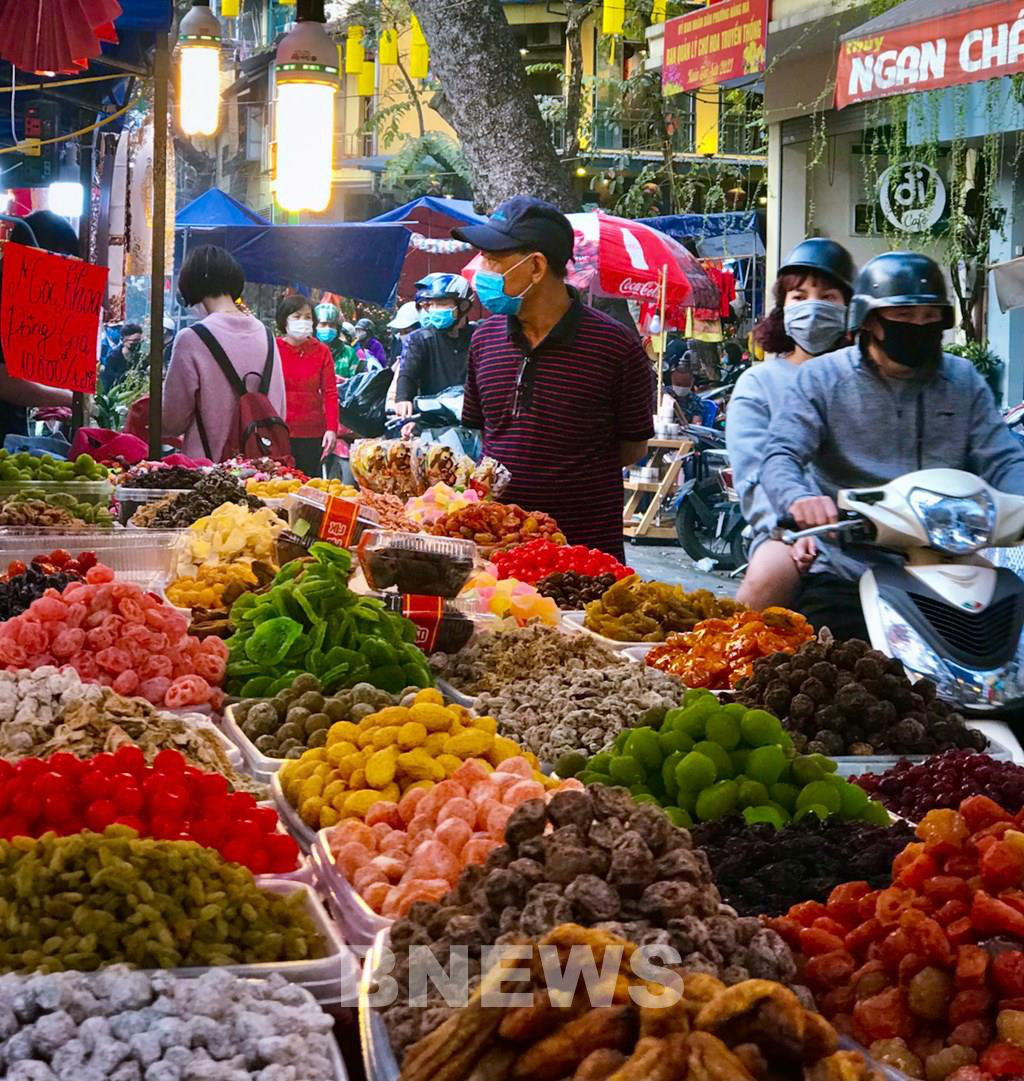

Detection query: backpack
(190, 323), (292, 463)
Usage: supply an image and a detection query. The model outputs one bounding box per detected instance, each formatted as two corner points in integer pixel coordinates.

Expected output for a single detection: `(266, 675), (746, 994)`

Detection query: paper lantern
(379, 27), (398, 65)
(346, 25), (364, 72)
(409, 16), (429, 78)
(358, 57), (376, 96)
(602, 0), (625, 34)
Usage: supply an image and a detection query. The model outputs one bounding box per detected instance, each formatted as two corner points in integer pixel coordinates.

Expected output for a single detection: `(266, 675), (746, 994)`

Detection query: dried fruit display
(691, 814), (916, 916)
(278, 688), (558, 829)
(235, 676), (403, 760)
(0, 449), (107, 482)
(356, 487), (418, 531)
(854, 752), (1024, 821)
(428, 500), (566, 549)
(0, 749), (298, 873)
(351, 438), (421, 499)
(535, 570), (618, 609)
(729, 637), (988, 757)
(171, 502), (285, 577)
(399, 930), (878, 1081)
(646, 608), (814, 690)
(381, 785), (799, 1056)
(0, 550), (90, 621)
(0, 495), (109, 528)
(583, 576), (744, 642)
(571, 689), (891, 830)
(769, 796), (1024, 1081)
(0, 827), (324, 972)
(165, 561), (268, 611)
(323, 756), (580, 919)
(117, 463), (208, 488)
(358, 530), (476, 597)
(0, 967), (339, 1080)
(131, 471), (263, 528)
(492, 537), (632, 584)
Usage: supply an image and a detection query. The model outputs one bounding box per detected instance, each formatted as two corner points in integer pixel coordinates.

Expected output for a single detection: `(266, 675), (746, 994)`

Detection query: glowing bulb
(575, 166), (587, 177)
(275, 82), (335, 212)
(178, 3), (222, 137)
(48, 182), (83, 217)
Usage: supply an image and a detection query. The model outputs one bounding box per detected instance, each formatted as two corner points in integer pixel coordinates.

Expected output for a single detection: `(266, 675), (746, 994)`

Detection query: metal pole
(656, 264), (667, 405)
(147, 32), (170, 460)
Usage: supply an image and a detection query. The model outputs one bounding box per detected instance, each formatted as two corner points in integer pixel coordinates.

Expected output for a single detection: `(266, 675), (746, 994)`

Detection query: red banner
(662, 0), (767, 96)
(0, 243), (106, 394)
(836, 0), (1024, 109)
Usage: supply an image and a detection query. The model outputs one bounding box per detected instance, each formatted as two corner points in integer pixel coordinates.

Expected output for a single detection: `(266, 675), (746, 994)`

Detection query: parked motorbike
(384, 386), (482, 460)
(673, 424), (749, 571)
(775, 468), (1024, 718)
(696, 341), (751, 426)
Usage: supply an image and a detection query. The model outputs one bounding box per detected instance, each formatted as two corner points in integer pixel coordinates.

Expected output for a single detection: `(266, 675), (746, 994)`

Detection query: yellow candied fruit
(356, 728), (378, 749)
(400, 778), (434, 795)
(319, 805), (341, 828)
(372, 706), (412, 727)
(350, 768), (367, 790)
(408, 702), (453, 732)
(397, 721), (428, 749)
(299, 776), (324, 803)
(326, 741), (357, 767)
(331, 792), (350, 812)
(322, 779), (347, 804)
(344, 789), (387, 817)
(365, 747), (398, 788)
(487, 736), (524, 766)
(524, 751), (541, 769)
(327, 721), (360, 745)
(423, 732), (448, 757)
(305, 748), (328, 762)
(436, 754), (463, 775)
(444, 730), (494, 757)
(299, 796), (324, 826)
(332, 757), (359, 780)
(371, 726), (402, 750)
(397, 749), (446, 782)
(471, 715), (498, 735)
(413, 688), (444, 707)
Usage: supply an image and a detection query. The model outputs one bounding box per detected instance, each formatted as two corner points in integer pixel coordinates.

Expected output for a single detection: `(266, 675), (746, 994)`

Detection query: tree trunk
(408, 0), (578, 210)
(564, 3), (594, 165)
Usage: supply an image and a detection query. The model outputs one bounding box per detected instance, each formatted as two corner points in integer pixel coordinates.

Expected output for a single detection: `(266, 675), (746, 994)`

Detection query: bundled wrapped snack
(351, 438), (421, 499)
(468, 455), (511, 498)
(411, 440), (474, 491)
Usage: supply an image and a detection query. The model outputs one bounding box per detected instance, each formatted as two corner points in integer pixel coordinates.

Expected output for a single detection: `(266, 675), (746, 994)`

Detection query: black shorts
(796, 572), (870, 643)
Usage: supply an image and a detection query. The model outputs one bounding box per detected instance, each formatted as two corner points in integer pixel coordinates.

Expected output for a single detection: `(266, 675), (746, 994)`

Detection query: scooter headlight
(908, 488), (995, 554)
(877, 598), (948, 683)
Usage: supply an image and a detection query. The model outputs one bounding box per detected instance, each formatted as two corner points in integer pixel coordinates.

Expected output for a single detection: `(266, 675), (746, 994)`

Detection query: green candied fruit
(796, 780), (841, 814)
(661, 750), (685, 798)
(738, 779), (770, 808)
(554, 752), (588, 779)
(663, 806), (693, 828)
(695, 779), (739, 822)
(743, 805), (787, 829)
(659, 729), (694, 757)
(860, 799), (892, 826)
(836, 778), (871, 818)
(795, 803), (831, 822)
(730, 748), (751, 775)
(609, 755), (645, 787)
(720, 702), (747, 722)
(663, 696), (718, 739)
(740, 708), (784, 747)
(675, 750), (717, 793)
(624, 728), (663, 770)
(767, 800), (792, 823)
(683, 688), (716, 707)
(579, 771), (612, 786)
(705, 711), (741, 751)
(589, 751), (614, 775)
(746, 744), (786, 786)
(791, 755), (827, 786)
(613, 729), (631, 753)
(693, 740), (732, 777)
(769, 782), (800, 811)
(632, 793), (660, 805)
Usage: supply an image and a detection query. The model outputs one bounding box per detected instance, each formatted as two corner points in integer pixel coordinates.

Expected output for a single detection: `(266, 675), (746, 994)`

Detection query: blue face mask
(421, 307), (457, 331)
(473, 253), (535, 315)
(316, 325), (338, 342)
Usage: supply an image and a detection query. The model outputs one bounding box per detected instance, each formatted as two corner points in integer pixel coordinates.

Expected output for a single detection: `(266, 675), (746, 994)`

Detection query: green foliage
(945, 339), (1004, 379)
(382, 132), (473, 198)
(93, 365), (149, 432)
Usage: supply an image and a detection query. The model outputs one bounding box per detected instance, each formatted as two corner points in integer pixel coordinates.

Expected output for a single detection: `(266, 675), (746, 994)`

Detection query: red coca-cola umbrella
(463, 210), (719, 319)
(0, 0), (120, 75)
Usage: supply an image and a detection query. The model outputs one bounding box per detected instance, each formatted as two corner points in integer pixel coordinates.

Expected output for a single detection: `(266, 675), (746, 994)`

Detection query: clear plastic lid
(358, 529), (477, 598)
(284, 486), (380, 552)
(379, 592), (478, 652)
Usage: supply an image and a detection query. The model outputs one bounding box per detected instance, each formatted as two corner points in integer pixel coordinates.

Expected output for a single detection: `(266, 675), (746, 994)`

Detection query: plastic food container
(271, 770), (318, 851)
(222, 703), (286, 781)
(561, 610), (667, 650)
(380, 594), (477, 654)
(435, 677), (475, 708)
(0, 529), (180, 589)
(115, 486), (191, 525)
(357, 530), (476, 598)
(834, 725), (1016, 778)
(311, 829), (393, 945)
(284, 486), (380, 554)
(359, 930), (401, 1081)
(0, 478), (113, 506)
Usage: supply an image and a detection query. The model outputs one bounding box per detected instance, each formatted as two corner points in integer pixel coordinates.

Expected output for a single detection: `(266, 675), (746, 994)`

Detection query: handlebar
(771, 513), (870, 546)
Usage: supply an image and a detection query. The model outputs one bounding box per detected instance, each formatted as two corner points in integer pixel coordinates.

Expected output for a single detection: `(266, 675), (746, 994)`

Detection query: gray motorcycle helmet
(778, 237), (856, 293)
(848, 251), (955, 333)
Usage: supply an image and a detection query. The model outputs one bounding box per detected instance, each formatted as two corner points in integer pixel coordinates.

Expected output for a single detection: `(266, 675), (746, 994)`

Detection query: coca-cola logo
(618, 278), (660, 299)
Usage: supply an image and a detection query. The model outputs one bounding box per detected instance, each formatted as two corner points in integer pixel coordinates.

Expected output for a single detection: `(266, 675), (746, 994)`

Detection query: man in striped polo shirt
(453, 197), (654, 561)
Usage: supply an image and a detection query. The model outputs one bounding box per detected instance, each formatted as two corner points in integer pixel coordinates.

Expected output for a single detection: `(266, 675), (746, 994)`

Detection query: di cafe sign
(877, 162), (947, 233)
(837, 0), (1024, 109)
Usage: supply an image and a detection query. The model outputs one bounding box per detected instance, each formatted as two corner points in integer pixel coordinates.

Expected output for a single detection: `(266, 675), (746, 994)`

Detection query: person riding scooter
(760, 250), (1024, 641)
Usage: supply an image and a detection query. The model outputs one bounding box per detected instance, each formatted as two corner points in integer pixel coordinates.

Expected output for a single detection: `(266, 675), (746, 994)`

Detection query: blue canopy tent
(370, 196), (483, 226)
(176, 188), (271, 228)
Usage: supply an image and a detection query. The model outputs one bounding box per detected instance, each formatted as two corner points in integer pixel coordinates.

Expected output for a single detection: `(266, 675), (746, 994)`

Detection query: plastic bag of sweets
(410, 441), (474, 492)
(351, 439), (420, 498)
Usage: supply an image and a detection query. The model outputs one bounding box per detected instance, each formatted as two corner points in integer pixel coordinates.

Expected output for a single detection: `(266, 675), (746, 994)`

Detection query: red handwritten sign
(0, 242), (107, 393)
(662, 0), (768, 96)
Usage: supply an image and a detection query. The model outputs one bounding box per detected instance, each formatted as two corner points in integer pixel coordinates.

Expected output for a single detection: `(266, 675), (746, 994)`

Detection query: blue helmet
(414, 272), (472, 303)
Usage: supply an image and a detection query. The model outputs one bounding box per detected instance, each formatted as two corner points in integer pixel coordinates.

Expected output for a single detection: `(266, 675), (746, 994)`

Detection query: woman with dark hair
(163, 245), (286, 461)
(726, 238), (855, 608)
(275, 293), (337, 476)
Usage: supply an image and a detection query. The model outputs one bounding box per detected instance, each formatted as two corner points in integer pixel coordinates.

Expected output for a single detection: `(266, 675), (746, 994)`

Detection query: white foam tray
(222, 702), (287, 781)
(561, 610), (666, 650)
(359, 929), (400, 1081)
(311, 828), (393, 946)
(272, 769), (318, 851)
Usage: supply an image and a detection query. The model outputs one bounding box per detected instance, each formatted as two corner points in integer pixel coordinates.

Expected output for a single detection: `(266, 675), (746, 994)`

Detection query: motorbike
(384, 386), (482, 460)
(775, 468), (1024, 716)
(695, 341), (751, 427)
(673, 424), (749, 572)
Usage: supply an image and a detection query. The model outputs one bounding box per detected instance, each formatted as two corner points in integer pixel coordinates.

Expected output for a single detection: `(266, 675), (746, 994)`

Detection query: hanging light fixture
(178, 1), (222, 136)
(48, 143), (83, 218)
(274, 0), (338, 213)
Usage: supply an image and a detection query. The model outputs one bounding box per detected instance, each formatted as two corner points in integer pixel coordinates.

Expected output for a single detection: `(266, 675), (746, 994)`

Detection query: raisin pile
(690, 813), (916, 916)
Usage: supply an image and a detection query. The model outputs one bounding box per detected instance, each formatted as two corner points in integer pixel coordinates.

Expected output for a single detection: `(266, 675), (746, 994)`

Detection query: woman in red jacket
(275, 294), (339, 476)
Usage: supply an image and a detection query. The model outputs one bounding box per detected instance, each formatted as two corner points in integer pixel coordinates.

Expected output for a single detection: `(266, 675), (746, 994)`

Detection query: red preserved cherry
(0, 815), (29, 839)
(153, 749), (187, 774)
(43, 792), (74, 823)
(90, 752), (118, 775)
(12, 790), (42, 823)
(85, 799), (117, 832)
(150, 789), (186, 820)
(113, 745), (146, 775)
(79, 770), (109, 803)
(112, 780), (144, 816)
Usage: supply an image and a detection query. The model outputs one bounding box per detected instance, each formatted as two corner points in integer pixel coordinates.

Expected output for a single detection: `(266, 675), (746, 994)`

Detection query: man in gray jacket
(760, 251), (1024, 639)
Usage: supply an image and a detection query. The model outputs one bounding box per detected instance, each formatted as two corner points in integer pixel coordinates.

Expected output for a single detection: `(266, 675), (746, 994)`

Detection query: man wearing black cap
(453, 196), (654, 561)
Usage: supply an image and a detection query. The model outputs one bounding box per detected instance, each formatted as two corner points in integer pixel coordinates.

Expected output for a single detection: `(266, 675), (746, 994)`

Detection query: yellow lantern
(178, 1), (221, 136)
(379, 27), (398, 66)
(651, 0), (666, 22)
(602, 0), (625, 34)
(274, 0), (338, 213)
(409, 15), (429, 78)
(219, 0), (239, 16)
(346, 25), (364, 72)
(358, 58), (376, 96)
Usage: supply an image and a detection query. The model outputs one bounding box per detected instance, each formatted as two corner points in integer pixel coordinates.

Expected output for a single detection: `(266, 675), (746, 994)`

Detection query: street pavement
(624, 540), (740, 597)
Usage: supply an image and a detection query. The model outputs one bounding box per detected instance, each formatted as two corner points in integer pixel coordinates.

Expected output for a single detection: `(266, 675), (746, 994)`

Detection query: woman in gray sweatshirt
(725, 239), (855, 609)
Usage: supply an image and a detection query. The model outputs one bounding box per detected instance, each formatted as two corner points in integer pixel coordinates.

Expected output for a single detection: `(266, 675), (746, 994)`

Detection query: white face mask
(287, 316), (313, 341)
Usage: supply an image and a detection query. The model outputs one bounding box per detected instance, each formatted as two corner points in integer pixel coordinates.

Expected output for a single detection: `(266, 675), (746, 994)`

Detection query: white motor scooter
(776, 470), (1024, 754)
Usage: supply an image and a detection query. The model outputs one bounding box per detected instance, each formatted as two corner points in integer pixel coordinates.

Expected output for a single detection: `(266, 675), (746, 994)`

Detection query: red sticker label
(318, 496), (360, 546)
(401, 594), (445, 652)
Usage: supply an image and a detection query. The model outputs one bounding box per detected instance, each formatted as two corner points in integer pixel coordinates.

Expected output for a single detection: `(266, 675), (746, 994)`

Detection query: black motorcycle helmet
(778, 238), (856, 293)
(848, 251), (954, 332)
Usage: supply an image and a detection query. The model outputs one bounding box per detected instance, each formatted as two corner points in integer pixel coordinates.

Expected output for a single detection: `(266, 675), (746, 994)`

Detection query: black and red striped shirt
(462, 290), (654, 561)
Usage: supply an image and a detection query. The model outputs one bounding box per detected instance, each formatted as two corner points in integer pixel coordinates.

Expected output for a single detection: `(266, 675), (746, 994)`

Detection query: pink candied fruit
(451, 759), (491, 787)
(434, 816), (472, 854)
(362, 882), (391, 913)
(500, 756), (533, 779)
(408, 839), (459, 882)
(369, 855), (406, 882)
(352, 864), (388, 891)
(365, 801), (402, 829)
(503, 780), (546, 806)
(332, 841), (373, 879)
(486, 803), (515, 838)
(85, 564), (115, 584)
(461, 837), (501, 867)
(468, 779), (500, 805)
(397, 786), (428, 824)
(380, 832), (411, 856)
(328, 819), (376, 850)
(436, 797), (476, 826)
